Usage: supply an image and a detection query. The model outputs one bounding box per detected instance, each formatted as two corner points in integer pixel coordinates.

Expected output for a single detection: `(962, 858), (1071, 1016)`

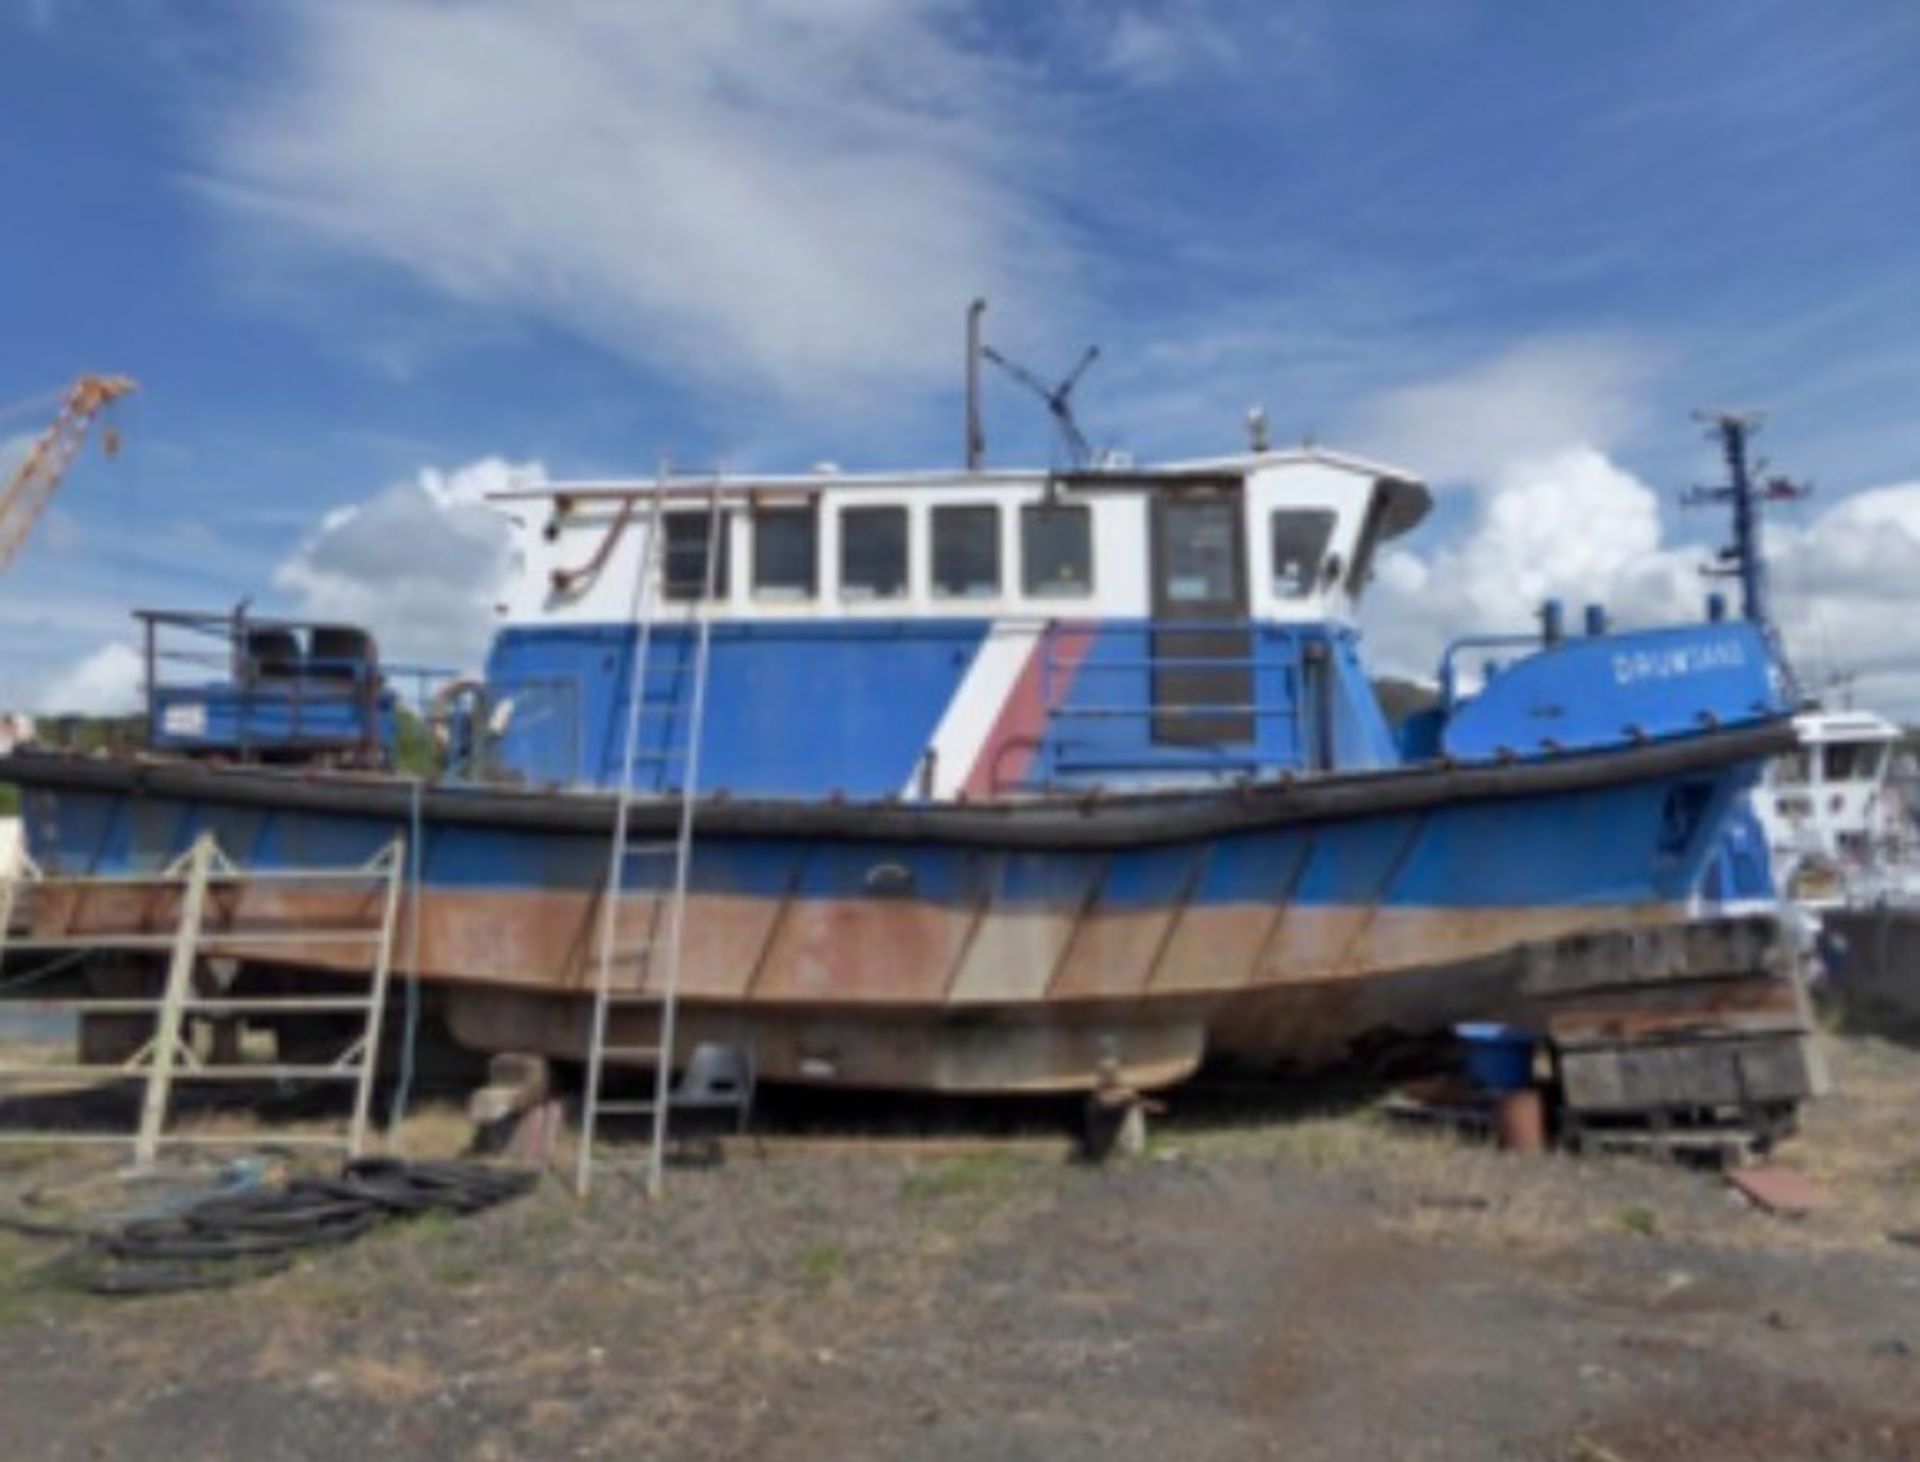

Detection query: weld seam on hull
(1129, 844), (1213, 999)
(936, 856), (999, 1002)
(1204, 826), (1315, 995)
(1038, 851), (1115, 1001)
(1331, 807), (1431, 977)
(739, 860), (804, 1001)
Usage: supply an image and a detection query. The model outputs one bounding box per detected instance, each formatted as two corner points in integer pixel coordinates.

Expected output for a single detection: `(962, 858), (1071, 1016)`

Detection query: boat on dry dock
(0, 425), (1795, 1094)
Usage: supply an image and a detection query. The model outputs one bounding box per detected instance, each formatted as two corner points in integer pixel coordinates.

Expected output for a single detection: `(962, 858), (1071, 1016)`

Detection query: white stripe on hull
(901, 620), (1042, 800)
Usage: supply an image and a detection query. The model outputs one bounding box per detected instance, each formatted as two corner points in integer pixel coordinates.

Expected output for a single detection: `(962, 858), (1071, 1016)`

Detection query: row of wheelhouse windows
(660, 502), (1096, 603)
(656, 501), (1342, 605)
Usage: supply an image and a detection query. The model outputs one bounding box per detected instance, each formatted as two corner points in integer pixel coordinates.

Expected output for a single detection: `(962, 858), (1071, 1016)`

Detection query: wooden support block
(1520, 916), (1792, 1000)
(1545, 975), (1806, 1050)
(1557, 1033), (1819, 1114)
(505, 1097), (565, 1166)
(469, 1051), (552, 1126)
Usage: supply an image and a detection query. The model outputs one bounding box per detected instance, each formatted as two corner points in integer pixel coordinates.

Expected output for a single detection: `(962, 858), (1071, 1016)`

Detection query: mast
(1684, 409), (1809, 695)
(963, 297), (1101, 470)
(965, 299), (986, 471)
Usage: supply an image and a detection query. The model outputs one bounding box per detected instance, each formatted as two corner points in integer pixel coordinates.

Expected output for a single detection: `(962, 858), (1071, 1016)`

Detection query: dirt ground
(1, 1035), (1918, 1462)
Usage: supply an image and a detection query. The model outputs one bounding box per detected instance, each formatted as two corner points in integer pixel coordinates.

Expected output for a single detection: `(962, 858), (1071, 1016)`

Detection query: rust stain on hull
(30, 878), (1684, 1090)
(443, 987), (1211, 1094)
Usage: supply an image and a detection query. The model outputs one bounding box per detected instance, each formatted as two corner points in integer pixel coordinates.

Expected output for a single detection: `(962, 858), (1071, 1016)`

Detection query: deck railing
(137, 608), (451, 765)
(1033, 619), (1310, 788)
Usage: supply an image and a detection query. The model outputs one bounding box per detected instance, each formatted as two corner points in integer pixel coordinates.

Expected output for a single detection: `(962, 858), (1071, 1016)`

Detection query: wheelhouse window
(751, 505), (816, 600)
(839, 506), (909, 599)
(663, 510), (729, 601)
(1160, 499), (1241, 605)
(932, 505), (1000, 599)
(1270, 508), (1337, 599)
(1822, 742), (1885, 782)
(1020, 503), (1092, 598)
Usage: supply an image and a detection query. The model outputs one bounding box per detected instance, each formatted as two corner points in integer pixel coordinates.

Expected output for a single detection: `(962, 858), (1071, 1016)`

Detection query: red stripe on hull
(962, 624), (1095, 796)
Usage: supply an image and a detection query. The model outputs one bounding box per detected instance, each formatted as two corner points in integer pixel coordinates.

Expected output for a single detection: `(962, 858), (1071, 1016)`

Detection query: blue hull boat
(3, 447), (1793, 1091)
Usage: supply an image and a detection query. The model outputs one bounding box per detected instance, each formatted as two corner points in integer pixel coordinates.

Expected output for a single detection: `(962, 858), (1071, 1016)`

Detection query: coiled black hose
(35, 1159), (538, 1296)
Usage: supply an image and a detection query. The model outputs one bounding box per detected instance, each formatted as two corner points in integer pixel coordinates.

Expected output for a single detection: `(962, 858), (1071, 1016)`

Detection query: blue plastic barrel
(1454, 1022), (1539, 1092)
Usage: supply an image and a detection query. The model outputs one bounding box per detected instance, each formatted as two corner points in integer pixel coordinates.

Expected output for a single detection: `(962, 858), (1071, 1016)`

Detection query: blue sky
(4, 0), (1918, 710)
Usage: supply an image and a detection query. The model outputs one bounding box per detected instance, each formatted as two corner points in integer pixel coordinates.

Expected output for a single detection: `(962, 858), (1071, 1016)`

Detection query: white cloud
(1353, 338), (1689, 679)
(272, 457), (540, 673)
(1351, 336), (1658, 485)
(1362, 445), (1697, 680)
(1362, 439), (1920, 720)
(193, 0), (1071, 407)
(38, 642), (144, 716)
(1090, 4), (1243, 85)
(1065, 0), (1320, 88)
(1767, 482), (1920, 711)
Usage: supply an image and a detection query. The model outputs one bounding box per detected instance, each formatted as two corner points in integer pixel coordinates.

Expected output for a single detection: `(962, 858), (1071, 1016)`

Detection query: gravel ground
(1, 1036), (1917, 1461)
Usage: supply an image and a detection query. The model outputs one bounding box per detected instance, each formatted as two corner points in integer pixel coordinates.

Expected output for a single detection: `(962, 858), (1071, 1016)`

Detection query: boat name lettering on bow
(1612, 639), (1748, 686)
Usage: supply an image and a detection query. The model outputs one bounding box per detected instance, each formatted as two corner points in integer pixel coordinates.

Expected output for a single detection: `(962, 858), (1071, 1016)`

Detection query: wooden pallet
(1382, 917), (1827, 1164)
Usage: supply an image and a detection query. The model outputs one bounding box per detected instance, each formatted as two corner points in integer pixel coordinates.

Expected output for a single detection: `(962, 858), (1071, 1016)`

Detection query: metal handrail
(1049, 655), (1296, 673)
(1048, 703), (1298, 719)
(1031, 618), (1310, 789)
(136, 607), (463, 764)
(1050, 752), (1265, 772)
(1436, 632), (1543, 707)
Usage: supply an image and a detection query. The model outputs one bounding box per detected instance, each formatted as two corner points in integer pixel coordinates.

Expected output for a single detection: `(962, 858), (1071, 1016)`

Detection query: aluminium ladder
(0, 832), (406, 1167)
(575, 477), (721, 1198)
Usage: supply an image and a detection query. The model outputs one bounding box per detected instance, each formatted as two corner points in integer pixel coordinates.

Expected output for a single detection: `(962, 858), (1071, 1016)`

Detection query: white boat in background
(1753, 708), (1920, 907)
(1753, 706), (1920, 1033)
(1, 717), (35, 924)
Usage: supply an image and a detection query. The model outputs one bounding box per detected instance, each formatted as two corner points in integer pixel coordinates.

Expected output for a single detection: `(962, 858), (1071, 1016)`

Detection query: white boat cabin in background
(1756, 708), (1920, 905)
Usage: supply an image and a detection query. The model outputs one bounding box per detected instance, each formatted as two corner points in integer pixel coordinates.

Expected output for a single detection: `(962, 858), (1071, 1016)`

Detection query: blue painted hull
(5, 722), (1783, 1090)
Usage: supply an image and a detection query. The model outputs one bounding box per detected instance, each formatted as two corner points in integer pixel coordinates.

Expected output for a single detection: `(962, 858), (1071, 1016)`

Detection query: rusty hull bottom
(442, 988), (1211, 1094)
(34, 883), (1685, 1004)
(440, 936), (1563, 1093)
(37, 881), (1688, 1093)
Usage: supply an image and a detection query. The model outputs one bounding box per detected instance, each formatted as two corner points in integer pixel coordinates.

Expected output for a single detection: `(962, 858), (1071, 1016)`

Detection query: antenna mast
(965, 299), (987, 471)
(1682, 409), (1810, 695)
(1682, 410), (1808, 626)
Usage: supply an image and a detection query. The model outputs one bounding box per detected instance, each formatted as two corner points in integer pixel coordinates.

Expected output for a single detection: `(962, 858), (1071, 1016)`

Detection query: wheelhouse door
(1150, 487), (1253, 746)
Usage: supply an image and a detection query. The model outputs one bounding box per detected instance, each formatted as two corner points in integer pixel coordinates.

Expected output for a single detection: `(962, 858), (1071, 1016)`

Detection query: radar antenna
(961, 298), (1104, 469)
(979, 336), (1101, 468)
(983, 343), (1100, 467)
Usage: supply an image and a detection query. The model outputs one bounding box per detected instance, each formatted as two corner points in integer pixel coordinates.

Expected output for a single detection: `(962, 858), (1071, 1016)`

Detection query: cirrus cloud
(191, 0), (1074, 408)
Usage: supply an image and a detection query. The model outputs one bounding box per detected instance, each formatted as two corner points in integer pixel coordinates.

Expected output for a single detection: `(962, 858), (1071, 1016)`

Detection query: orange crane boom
(0, 373), (138, 573)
